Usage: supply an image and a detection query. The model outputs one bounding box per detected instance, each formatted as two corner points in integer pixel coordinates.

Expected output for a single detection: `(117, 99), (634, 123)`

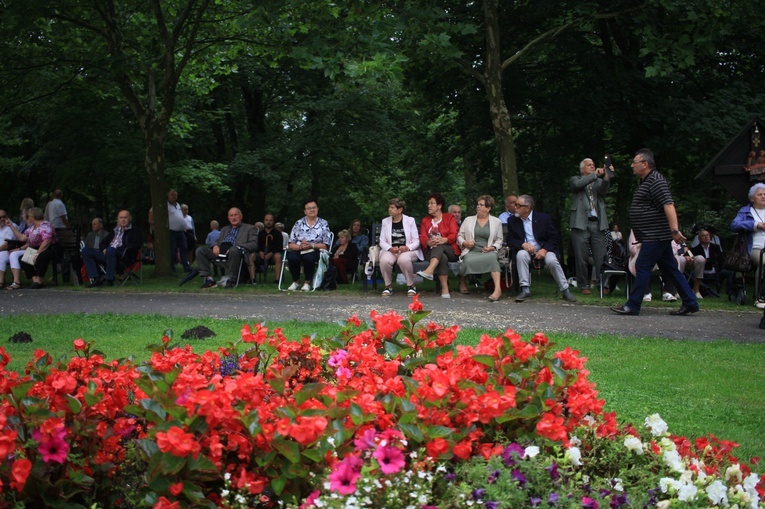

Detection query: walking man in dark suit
(569, 158), (611, 294)
(506, 195), (577, 303)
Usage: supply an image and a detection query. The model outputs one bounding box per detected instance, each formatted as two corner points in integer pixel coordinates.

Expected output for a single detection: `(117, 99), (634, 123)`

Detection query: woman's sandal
(6, 282), (21, 290)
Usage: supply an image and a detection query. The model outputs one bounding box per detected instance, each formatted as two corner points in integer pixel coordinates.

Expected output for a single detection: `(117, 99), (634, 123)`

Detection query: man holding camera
(569, 157), (612, 294)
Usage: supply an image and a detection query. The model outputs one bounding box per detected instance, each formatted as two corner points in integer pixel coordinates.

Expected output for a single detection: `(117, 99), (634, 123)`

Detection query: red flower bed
(0, 296), (755, 508)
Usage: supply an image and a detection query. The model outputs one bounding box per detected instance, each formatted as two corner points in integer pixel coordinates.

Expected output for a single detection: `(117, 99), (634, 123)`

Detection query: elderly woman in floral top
(286, 199), (332, 292)
(5, 207), (57, 289)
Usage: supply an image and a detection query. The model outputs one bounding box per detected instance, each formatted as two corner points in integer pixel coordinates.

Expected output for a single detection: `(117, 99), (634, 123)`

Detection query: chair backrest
(370, 222), (382, 246)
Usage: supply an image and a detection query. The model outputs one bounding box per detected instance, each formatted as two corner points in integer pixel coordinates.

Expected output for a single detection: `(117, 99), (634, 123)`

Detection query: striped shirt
(629, 170), (674, 242)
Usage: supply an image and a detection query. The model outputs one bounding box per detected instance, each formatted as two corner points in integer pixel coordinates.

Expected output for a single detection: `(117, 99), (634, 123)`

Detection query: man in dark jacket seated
(506, 195), (577, 303)
(690, 229), (734, 297)
(83, 210), (143, 287)
(196, 207), (259, 288)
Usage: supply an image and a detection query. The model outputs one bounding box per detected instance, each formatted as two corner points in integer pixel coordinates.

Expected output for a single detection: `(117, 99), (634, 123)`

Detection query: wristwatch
(671, 229), (680, 235)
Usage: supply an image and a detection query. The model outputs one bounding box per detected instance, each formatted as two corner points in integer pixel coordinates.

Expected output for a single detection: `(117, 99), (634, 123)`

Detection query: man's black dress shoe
(669, 305), (699, 316)
(610, 305), (639, 316)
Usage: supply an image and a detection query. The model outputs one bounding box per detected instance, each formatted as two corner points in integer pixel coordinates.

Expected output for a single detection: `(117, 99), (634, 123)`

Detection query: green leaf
(398, 423), (424, 443)
(159, 452), (187, 475)
(271, 475), (287, 495)
(271, 437), (301, 464)
(295, 383), (326, 405)
(426, 425), (455, 439)
(187, 453), (218, 474)
(472, 354), (496, 367)
(384, 340), (404, 358)
(66, 394), (82, 414)
(10, 381), (34, 403)
(139, 398), (167, 422)
(302, 448), (323, 463)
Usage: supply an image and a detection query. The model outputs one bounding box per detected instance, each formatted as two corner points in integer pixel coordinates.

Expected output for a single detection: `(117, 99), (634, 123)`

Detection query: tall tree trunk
(483, 0), (519, 197)
(145, 120), (171, 277)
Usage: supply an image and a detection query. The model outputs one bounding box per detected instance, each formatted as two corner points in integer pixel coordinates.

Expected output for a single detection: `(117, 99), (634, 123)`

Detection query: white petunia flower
(569, 435), (582, 446)
(726, 464), (743, 483)
(655, 501), (670, 509)
(611, 478), (624, 492)
(677, 483), (698, 502)
(524, 445), (540, 458)
(744, 472), (760, 491)
(623, 436), (644, 455)
(645, 413), (669, 436)
(660, 477), (681, 493)
(663, 449), (685, 473)
(659, 437), (676, 451)
(706, 480), (729, 506)
(565, 446), (582, 466)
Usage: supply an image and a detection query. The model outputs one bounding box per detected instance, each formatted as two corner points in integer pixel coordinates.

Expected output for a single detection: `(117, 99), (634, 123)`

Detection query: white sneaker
(287, 282), (300, 291)
(756, 300), (765, 309)
(301, 283), (311, 292)
(642, 293), (652, 302)
(662, 292), (677, 302)
(694, 292), (704, 300)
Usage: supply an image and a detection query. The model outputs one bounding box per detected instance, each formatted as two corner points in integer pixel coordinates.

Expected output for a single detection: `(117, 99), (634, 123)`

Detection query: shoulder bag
(21, 247), (39, 265)
(721, 235), (751, 273)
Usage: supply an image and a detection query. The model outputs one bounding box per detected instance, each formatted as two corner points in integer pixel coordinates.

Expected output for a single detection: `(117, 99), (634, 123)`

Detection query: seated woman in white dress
(457, 195), (504, 302)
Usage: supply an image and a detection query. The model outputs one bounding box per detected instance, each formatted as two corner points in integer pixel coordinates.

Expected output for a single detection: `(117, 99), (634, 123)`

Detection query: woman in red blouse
(416, 193), (460, 298)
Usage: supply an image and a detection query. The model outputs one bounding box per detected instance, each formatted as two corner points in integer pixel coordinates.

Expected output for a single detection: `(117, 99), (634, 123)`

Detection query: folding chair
(278, 232), (334, 291)
(211, 246), (250, 288)
(118, 251), (143, 286)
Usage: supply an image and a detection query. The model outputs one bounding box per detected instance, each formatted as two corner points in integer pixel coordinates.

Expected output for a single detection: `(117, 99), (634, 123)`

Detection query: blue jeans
(82, 246), (121, 281)
(626, 240), (698, 312)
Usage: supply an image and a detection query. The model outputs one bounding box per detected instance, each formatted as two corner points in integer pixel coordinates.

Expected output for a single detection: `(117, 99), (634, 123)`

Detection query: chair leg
(278, 256), (289, 291)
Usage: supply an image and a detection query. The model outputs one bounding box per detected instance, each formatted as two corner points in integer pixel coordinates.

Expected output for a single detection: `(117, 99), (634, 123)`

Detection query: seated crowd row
(0, 187), (752, 303)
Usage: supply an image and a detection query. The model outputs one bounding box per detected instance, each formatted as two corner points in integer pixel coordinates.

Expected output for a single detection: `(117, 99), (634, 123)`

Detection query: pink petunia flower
(353, 428), (377, 451)
(38, 435), (69, 464)
(328, 455), (363, 495)
(328, 349), (348, 368)
(373, 444), (406, 474)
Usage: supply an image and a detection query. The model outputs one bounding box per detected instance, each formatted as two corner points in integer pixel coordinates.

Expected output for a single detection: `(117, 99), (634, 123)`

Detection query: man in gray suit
(569, 158), (612, 294)
(196, 208), (258, 288)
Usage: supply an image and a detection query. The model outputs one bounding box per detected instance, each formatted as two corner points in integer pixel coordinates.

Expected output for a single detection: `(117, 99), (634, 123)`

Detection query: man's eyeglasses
(631, 159), (646, 165)
(517, 204), (530, 209)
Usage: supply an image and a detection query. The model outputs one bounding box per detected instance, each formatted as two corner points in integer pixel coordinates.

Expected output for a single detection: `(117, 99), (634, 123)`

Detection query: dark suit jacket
(505, 211), (560, 256)
(99, 224), (143, 262)
(690, 243), (723, 273)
